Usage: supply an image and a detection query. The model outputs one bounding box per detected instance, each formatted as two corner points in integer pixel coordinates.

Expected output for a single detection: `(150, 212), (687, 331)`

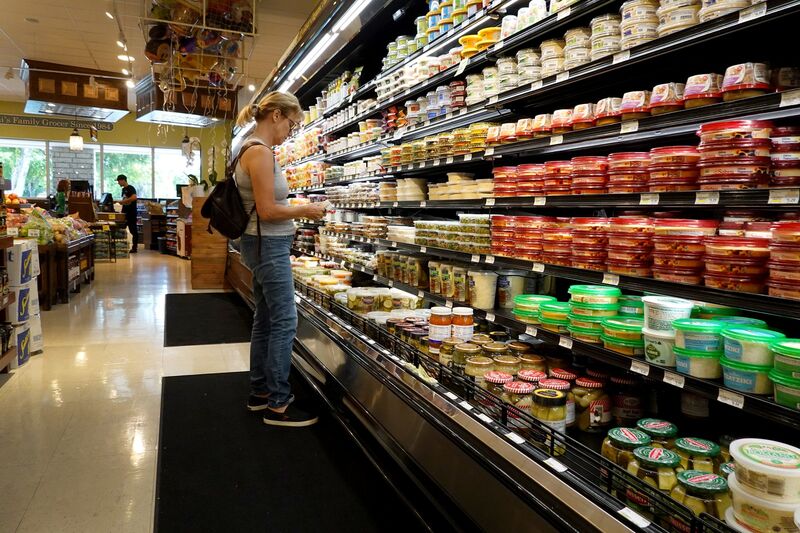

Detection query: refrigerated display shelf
(316, 231), (800, 320)
(284, 151), (327, 170)
(294, 245), (800, 432)
(321, 81), (377, 120)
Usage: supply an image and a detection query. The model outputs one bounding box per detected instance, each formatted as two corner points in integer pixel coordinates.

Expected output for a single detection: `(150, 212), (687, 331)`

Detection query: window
(48, 142), (100, 196)
(154, 148), (201, 199)
(102, 145), (153, 198)
(0, 140), (47, 198)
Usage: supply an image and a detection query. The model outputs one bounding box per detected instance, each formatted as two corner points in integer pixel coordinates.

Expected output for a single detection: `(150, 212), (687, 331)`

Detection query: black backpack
(201, 141), (264, 239)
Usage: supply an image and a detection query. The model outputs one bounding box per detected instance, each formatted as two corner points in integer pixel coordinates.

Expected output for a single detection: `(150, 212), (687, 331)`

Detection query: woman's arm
(242, 145), (324, 221)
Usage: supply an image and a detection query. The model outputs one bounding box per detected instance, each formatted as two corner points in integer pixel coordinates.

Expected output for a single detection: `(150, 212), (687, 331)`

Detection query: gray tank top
(235, 140), (296, 237)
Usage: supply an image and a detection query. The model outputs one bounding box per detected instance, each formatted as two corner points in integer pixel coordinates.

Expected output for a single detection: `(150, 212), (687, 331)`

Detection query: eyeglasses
(288, 117), (300, 134)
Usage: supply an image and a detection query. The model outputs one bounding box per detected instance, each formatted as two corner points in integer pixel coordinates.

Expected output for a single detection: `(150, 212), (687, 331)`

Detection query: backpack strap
(232, 138), (269, 262)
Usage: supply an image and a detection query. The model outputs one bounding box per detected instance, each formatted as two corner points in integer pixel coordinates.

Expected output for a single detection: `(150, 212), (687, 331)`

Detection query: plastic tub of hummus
(568, 284), (621, 304)
(728, 472), (800, 532)
(722, 327), (786, 366)
(729, 438), (800, 503)
(674, 347), (722, 378)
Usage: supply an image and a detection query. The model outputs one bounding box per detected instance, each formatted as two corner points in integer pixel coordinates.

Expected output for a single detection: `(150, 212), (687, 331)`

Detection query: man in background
(116, 175), (139, 254)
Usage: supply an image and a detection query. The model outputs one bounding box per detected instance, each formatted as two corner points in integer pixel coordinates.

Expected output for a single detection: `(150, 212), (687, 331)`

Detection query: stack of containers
(601, 316), (645, 356)
(769, 222), (800, 300)
(672, 318), (726, 379)
(497, 57), (519, 93)
(704, 235), (770, 293)
(769, 340), (800, 408)
(563, 27), (592, 71)
(493, 167), (518, 197)
(465, 74), (484, 106)
(647, 145), (700, 192)
(770, 126), (800, 187)
(483, 66), (500, 98)
(540, 39), (565, 79)
(542, 221), (573, 266)
(590, 14), (622, 61)
(538, 301), (571, 333)
(513, 294), (557, 325)
(720, 326), (784, 395)
(543, 160), (572, 195)
(516, 48), (542, 86)
(608, 152), (650, 193)
(620, 0), (660, 51)
(656, 0), (700, 37)
(5, 239), (39, 368)
(570, 217), (610, 271)
(522, 216), (558, 260)
(517, 164), (546, 195)
(491, 215), (516, 258)
(571, 156), (608, 195)
(698, 0), (750, 22)
(654, 218), (717, 284)
(642, 296), (697, 373)
(607, 217), (655, 277)
(696, 120), (774, 190)
(568, 285), (621, 345)
(727, 438), (800, 533)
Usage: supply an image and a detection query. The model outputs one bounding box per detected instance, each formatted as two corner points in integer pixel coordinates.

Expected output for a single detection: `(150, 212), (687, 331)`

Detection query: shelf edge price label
(639, 193), (659, 206)
(456, 59), (470, 76)
(544, 457), (568, 473)
(556, 71), (570, 83)
(391, 241), (398, 248)
(420, 201), (427, 208)
(484, 147), (495, 157)
(367, 338), (377, 345)
(102, 225), (110, 231)
(420, 246), (427, 253)
(485, 312), (496, 322)
(444, 391), (458, 401)
(559, 336), (573, 350)
(618, 508), (651, 529)
(531, 80), (543, 91)
(506, 432), (526, 445)
(419, 161), (427, 168)
(739, 1), (766, 22)
(556, 6), (571, 20)
(494, 40), (504, 51)
(445, 300), (454, 308)
(630, 360), (650, 376)
(484, 255), (495, 264)
(433, 159), (441, 166)
(373, 274), (379, 282)
(28, 229), (40, 237)
(602, 273), (620, 286)
(695, 191), (720, 205)
(612, 50), (631, 64)
(485, 198), (495, 207)
(769, 188), (800, 204)
(620, 120), (639, 134)
(525, 325), (538, 336)
(781, 88), (800, 108)
(393, 201), (399, 207)
(393, 127), (406, 140)
(477, 413), (494, 424)
(464, 153), (473, 162)
(459, 401), (474, 411)
(549, 135), (564, 146)
(471, 254), (480, 263)
(294, 295), (301, 304)
(460, 107), (468, 116)
(388, 280), (394, 287)
(718, 389), (745, 409)
(488, 96), (498, 105)
(531, 262), (545, 273)
(533, 196), (547, 206)
(418, 290), (425, 298)
(446, 156), (454, 164)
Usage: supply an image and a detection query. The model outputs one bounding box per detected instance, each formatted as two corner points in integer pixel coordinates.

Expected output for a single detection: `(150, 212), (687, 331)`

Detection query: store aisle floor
(0, 252), (250, 533)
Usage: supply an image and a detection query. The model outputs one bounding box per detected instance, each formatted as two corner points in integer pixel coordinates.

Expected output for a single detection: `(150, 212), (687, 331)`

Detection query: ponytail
(236, 91), (302, 127)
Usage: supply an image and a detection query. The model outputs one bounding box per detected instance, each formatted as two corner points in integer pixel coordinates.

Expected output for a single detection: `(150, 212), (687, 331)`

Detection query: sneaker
(262, 403), (319, 428)
(246, 394), (270, 411)
(129, 248), (138, 254)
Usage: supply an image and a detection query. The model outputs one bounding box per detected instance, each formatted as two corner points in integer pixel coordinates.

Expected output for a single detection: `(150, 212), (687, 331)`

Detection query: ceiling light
(47, 103), (55, 108)
(116, 40), (125, 48)
(121, 68), (130, 76)
(287, 32), (339, 83)
(45, 109), (53, 114)
(117, 54), (135, 62)
(105, 11), (114, 19)
(69, 128), (84, 151)
(125, 78), (135, 88)
(247, 83), (256, 92)
(332, 0), (374, 32)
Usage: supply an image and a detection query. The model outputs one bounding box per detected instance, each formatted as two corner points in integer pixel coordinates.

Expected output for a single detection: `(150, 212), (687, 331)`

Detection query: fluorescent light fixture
(332, 0), (374, 32)
(117, 54), (135, 61)
(47, 102), (55, 108)
(288, 31), (338, 83)
(116, 40), (125, 48)
(277, 80), (292, 93)
(105, 11), (114, 19)
(122, 68), (130, 76)
(69, 128), (84, 151)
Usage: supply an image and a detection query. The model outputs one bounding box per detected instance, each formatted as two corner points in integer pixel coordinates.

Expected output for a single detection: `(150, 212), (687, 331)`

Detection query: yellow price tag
(102, 225), (110, 231)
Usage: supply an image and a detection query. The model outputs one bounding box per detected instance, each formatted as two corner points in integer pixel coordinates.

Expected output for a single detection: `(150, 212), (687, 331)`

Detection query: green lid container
(514, 294), (557, 311)
(769, 368), (800, 409)
(675, 437), (721, 458)
(772, 339), (800, 378)
(607, 427), (652, 448)
(567, 325), (603, 341)
(602, 317), (645, 333)
(600, 334), (644, 348)
(633, 446), (681, 468)
(568, 284), (622, 302)
(619, 295), (645, 317)
(567, 313), (605, 332)
(673, 318), (726, 334)
(512, 308), (540, 322)
(714, 316), (769, 329)
(538, 315), (570, 326)
(539, 302), (572, 314)
(676, 471), (728, 494)
(721, 327), (786, 344)
(636, 418), (678, 438)
(673, 346), (722, 358)
(692, 304), (740, 319)
(570, 301), (622, 311)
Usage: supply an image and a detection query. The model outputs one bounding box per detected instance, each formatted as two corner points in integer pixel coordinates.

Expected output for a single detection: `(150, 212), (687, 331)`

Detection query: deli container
(675, 347), (722, 378)
(729, 438), (800, 503)
(721, 327), (786, 366)
(720, 357), (773, 395)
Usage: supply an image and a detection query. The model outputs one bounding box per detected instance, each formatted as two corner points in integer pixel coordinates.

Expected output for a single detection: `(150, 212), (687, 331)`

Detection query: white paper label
(613, 50), (631, 64)
(459, 107), (468, 116)
(391, 242), (398, 248)
(630, 360), (650, 376)
(557, 6), (571, 19)
(420, 201), (427, 207)
(446, 112), (453, 120)
(417, 290), (425, 299)
(484, 255), (495, 264)
(9, 227), (22, 236)
(459, 401), (474, 411)
(485, 313), (496, 322)
(485, 198), (495, 206)
(445, 391), (458, 400)
(294, 295), (301, 304)
(602, 273), (620, 286)
(464, 153), (473, 162)
(696, 191), (720, 205)
(526, 326), (538, 336)
(393, 128), (406, 140)
(559, 336), (573, 349)
(618, 508), (651, 529)
(483, 148), (496, 158)
(420, 246), (427, 253)
(471, 254), (480, 263)
(420, 161), (427, 168)
(534, 196), (547, 206)
(393, 202), (399, 207)
(494, 40), (504, 51)
(506, 432), (526, 444)
(531, 263), (545, 273)
(620, 120), (639, 134)
(544, 457), (568, 472)
(446, 300), (453, 308)
(639, 193), (659, 205)
(718, 389), (745, 409)
(478, 413), (494, 424)
(769, 188), (800, 204)
(456, 59), (469, 76)
(781, 88), (800, 108)
(28, 229), (40, 237)
(550, 135), (563, 146)
(556, 71), (570, 83)
(367, 338), (377, 345)
(446, 156), (454, 164)
(488, 96), (498, 105)
(739, 2), (766, 22)
(388, 280), (394, 287)
(433, 159), (441, 166)
(531, 80), (543, 91)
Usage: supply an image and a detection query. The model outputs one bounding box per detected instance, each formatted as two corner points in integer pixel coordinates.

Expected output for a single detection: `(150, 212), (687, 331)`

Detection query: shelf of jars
(293, 243), (800, 433)
(317, 230), (800, 320)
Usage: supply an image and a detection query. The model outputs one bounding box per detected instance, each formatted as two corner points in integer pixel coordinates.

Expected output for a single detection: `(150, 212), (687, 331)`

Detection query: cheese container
(730, 438), (800, 503)
(643, 327), (677, 366)
(675, 347), (722, 378)
(720, 357), (773, 395)
(728, 473), (800, 533)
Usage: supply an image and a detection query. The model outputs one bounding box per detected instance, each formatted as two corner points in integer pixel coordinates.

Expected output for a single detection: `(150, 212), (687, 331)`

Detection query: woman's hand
(302, 203), (326, 220)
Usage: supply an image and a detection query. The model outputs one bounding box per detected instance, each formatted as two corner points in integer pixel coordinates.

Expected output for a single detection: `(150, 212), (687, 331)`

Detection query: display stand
(55, 235), (95, 304)
(190, 197), (228, 289)
(37, 243), (56, 311)
(0, 235), (17, 372)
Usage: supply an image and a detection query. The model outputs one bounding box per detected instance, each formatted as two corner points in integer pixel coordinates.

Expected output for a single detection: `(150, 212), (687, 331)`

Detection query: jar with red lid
(683, 73), (723, 108)
(482, 370), (514, 408)
(653, 267), (704, 284)
(596, 97), (623, 126)
(649, 82), (685, 115)
(619, 91), (651, 121)
(539, 378), (576, 427)
(721, 62), (771, 102)
(531, 113), (552, 136)
(571, 103), (596, 130)
(609, 152), (651, 171)
(572, 377), (611, 432)
(607, 259), (653, 277)
(503, 380), (536, 428)
(609, 217), (655, 234)
(697, 120), (773, 143)
(551, 109), (573, 134)
(611, 375), (644, 426)
(653, 218), (718, 236)
(649, 146), (700, 166)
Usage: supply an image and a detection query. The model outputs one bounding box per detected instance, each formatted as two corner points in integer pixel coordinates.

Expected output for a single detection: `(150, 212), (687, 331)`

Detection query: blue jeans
(240, 234), (297, 408)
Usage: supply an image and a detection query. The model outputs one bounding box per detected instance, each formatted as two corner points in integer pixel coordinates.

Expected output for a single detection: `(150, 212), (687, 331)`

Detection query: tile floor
(0, 251), (250, 533)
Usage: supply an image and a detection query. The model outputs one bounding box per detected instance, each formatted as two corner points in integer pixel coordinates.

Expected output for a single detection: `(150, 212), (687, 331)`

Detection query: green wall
(0, 101), (232, 175)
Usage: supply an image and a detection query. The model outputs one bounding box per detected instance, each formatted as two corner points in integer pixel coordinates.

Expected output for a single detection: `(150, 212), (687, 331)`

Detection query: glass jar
(573, 377), (612, 432)
(626, 446), (683, 513)
(519, 353), (548, 373)
(490, 330), (510, 342)
(674, 437), (722, 473)
(454, 342), (482, 375)
(493, 354), (521, 375)
(532, 388), (567, 433)
(439, 337), (461, 369)
(601, 427), (653, 473)
(507, 340), (535, 357)
(452, 307), (474, 341)
(504, 380), (535, 428)
(539, 378), (575, 427)
(428, 306), (452, 341)
(610, 375), (644, 426)
(483, 341), (510, 359)
(465, 355), (493, 390)
(636, 418), (678, 449)
(484, 370), (514, 400)
(518, 369), (547, 386)
(669, 471), (730, 520)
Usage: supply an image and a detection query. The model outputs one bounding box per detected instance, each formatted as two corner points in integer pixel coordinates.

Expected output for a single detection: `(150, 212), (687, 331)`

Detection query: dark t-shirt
(121, 184), (137, 217)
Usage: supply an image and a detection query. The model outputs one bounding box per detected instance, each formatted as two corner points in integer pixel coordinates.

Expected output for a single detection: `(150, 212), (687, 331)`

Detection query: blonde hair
(236, 91), (302, 127)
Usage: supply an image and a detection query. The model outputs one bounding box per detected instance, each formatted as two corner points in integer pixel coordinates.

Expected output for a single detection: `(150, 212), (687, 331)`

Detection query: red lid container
(608, 152), (651, 170)
(571, 259), (607, 271)
(571, 156), (609, 172)
(573, 232), (608, 246)
(573, 187), (610, 195)
(767, 279), (800, 300)
(649, 146), (700, 166)
(606, 259), (653, 277)
(544, 161), (573, 175)
(652, 267), (704, 284)
(697, 120), (774, 142)
(572, 175), (609, 186)
(608, 171), (650, 184)
(607, 247), (652, 262)
(608, 185), (650, 193)
(647, 183), (697, 192)
(704, 272), (767, 293)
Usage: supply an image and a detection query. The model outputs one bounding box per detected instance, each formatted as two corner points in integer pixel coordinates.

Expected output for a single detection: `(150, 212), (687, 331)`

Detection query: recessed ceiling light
(125, 79), (135, 88)
(105, 11), (114, 19)
(117, 55), (135, 62)
(247, 83), (256, 92)
(25, 17), (39, 23)
(116, 40), (125, 48)
(121, 68), (130, 76)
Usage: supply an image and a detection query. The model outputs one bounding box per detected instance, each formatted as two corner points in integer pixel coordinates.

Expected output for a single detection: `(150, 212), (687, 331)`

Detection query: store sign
(0, 114), (114, 131)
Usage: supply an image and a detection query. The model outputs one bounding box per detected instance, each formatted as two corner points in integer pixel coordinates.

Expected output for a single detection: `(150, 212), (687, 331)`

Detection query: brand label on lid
(741, 442), (800, 469)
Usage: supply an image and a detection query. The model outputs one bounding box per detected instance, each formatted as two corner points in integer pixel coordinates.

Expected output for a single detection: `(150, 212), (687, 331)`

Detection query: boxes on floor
(8, 281), (39, 324)
(8, 322), (31, 369)
(29, 314), (42, 354)
(5, 239), (35, 286)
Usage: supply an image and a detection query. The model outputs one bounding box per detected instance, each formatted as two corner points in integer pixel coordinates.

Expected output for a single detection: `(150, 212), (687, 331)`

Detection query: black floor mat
(155, 371), (425, 533)
(164, 293), (253, 347)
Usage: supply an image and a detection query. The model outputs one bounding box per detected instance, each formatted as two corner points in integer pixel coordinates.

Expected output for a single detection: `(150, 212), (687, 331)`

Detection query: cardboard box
(5, 239), (33, 285)
(29, 314), (42, 354)
(9, 283), (31, 323)
(9, 322), (30, 369)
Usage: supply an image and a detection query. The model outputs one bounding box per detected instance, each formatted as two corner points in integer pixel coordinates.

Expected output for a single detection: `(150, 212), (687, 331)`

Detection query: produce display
(6, 208), (92, 245)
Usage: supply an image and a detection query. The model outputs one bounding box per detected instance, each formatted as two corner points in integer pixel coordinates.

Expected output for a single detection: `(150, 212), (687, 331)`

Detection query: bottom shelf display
(291, 254), (800, 533)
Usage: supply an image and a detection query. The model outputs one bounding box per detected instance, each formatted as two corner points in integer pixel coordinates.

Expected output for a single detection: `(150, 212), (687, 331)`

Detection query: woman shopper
(236, 92), (326, 427)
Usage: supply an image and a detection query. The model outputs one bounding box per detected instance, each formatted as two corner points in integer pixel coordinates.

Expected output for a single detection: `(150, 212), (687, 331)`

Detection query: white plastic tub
(729, 473), (800, 533)
(643, 327), (677, 366)
(642, 295), (695, 331)
(730, 438), (800, 504)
